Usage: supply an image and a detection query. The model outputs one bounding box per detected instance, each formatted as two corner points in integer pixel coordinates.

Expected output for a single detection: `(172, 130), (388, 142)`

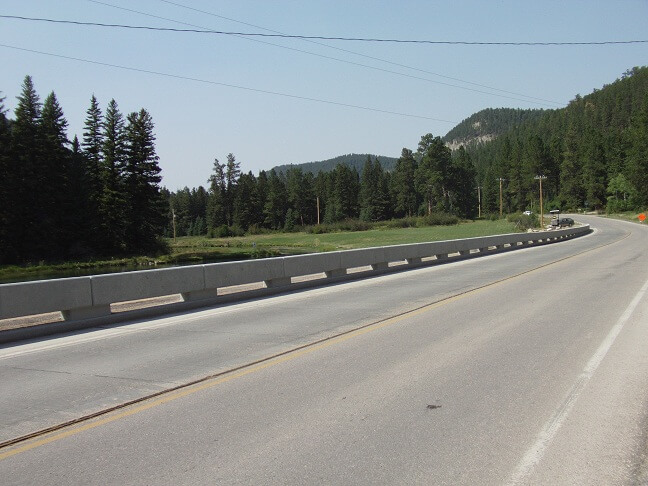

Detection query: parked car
(559, 217), (574, 227)
(523, 210), (532, 216)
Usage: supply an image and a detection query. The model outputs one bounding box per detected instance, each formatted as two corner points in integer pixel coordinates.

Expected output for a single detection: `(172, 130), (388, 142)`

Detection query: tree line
(166, 136), (477, 238)
(468, 66), (648, 214)
(168, 67), (648, 239)
(0, 75), (167, 264)
(3, 66), (646, 264)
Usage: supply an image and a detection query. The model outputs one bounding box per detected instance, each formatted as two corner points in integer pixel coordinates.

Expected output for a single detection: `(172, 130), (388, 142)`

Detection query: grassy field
(0, 219), (521, 283)
(169, 219), (520, 261)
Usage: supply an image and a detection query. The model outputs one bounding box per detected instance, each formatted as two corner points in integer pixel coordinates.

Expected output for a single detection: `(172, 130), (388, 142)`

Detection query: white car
(523, 210), (532, 216)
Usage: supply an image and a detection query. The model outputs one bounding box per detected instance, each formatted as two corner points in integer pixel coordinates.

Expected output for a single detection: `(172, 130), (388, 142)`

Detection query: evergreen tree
(0, 93), (10, 262)
(189, 186), (209, 234)
(326, 164), (360, 222)
(233, 171), (259, 230)
(67, 136), (94, 257)
(582, 127), (607, 210)
(626, 92), (648, 207)
(123, 108), (166, 253)
(391, 148), (418, 218)
(255, 171), (269, 228)
(225, 153), (241, 226)
(10, 75), (42, 261)
(101, 99), (127, 253)
(82, 95), (104, 242)
(39, 91), (70, 257)
(360, 156), (389, 221)
(207, 158), (227, 230)
(415, 134), (451, 214)
(263, 169), (287, 229)
(448, 147), (477, 218)
(285, 167), (316, 226)
(559, 121), (585, 209)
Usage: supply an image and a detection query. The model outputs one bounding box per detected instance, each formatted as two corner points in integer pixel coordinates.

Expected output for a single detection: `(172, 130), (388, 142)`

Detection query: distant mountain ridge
(270, 109), (544, 175)
(272, 153), (399, 175)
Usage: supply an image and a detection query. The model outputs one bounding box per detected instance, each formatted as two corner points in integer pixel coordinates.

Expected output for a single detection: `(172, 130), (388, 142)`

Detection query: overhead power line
(3, 9), (564, 107)
(2, 15), (646, 46)
(0, 43), (457, 123)
(152, 0), (563, 107)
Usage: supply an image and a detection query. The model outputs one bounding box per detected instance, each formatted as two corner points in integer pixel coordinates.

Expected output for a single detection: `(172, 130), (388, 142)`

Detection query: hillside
(443, 108), (545, 149)
(466, 66), (648, 212)
(272, 153), (399, 175)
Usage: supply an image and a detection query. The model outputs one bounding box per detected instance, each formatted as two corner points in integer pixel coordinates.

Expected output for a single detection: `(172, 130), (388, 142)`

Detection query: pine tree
(326, 164), (359, 222)
(82, 95), (104, 241)
(360, 156), (389, 222)
(255, 170), (269, 227)
(582, 127), (608, 210)
(448, 147), (477, 218)
(626, 92), (648, 207)
(225, 153), (241, 226)
(559, 121), (585, 210)
(285, 167), (316, 226)
(123, 108), (166, 253)
(67, 136), (94, 257)
(391, 148), (418, 218)
(10, 75), (42, 261)
(39, 91), (71, 258)
(101, 99), (127, 253)
(233, 171), (259, 230)
(415, 134), (451, 214)
(263, 169), (287, 229)
(0, 92), (10, 262)
(207, 158), (227, 230)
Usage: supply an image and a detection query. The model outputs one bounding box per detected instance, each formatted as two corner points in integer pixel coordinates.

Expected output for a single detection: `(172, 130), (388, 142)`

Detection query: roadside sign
(639, 213), (646, 222)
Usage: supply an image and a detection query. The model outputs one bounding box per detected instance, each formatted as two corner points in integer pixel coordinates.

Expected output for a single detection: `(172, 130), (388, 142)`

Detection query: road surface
(1, 215), (647, 484)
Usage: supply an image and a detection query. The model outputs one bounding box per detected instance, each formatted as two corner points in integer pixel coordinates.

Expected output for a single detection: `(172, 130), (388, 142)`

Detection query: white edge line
(507, 276), (648, 485)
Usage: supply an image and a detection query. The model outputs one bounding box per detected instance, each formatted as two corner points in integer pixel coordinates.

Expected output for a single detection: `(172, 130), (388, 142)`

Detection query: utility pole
(316, 196), (320, 225)
(535, 175), (547, 228)
(475, 186), (482, 218)
(497, 178), (505, 218)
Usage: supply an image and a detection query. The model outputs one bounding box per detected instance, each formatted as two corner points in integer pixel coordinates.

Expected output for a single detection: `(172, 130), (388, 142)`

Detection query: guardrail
(0, 225), (589, 325)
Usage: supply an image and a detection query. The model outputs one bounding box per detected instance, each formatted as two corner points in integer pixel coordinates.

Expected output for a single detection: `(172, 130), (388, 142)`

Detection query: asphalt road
(1, 215), (647, 485)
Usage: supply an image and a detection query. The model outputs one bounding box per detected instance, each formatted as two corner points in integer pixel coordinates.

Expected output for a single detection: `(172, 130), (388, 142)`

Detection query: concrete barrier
(0, 225), (590, 325)
(0, 277), (92, 320)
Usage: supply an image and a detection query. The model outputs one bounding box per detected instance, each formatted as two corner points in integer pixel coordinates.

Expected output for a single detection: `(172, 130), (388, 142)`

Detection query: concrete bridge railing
(0, 225), (590, 325)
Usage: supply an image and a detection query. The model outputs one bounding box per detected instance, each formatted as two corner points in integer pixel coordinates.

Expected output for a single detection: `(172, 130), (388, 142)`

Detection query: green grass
(600, 210), (648, 224)
(169, 219), (519, 258)
(0, 219), (521, 283)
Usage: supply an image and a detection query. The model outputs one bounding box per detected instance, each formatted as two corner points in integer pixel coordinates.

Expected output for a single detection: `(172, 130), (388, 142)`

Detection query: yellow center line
(0, 294), (459, 461)
(0, 229), (628, 461)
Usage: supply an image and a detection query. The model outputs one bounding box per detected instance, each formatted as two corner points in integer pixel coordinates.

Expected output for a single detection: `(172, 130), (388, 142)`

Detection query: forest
(1, 67), (647, 264)
(166, 139), (476, 239)
(468, 66), (648, 214)
(0, 76), (167, 264)
(168, 67), (648, 239)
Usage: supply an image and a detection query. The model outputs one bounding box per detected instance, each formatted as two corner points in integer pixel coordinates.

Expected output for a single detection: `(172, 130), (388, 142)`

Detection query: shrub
(419, 212), (459, 227)
(304, 219), (373, 234)
(384, 217), (418, 229)
(246, 224), (273, 235)
(336, 219), (373, 232)
(507, 212), (538, 230)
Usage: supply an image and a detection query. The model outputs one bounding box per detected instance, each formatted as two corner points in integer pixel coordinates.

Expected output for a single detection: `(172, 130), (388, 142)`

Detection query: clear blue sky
(1, 0), (646, 190)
